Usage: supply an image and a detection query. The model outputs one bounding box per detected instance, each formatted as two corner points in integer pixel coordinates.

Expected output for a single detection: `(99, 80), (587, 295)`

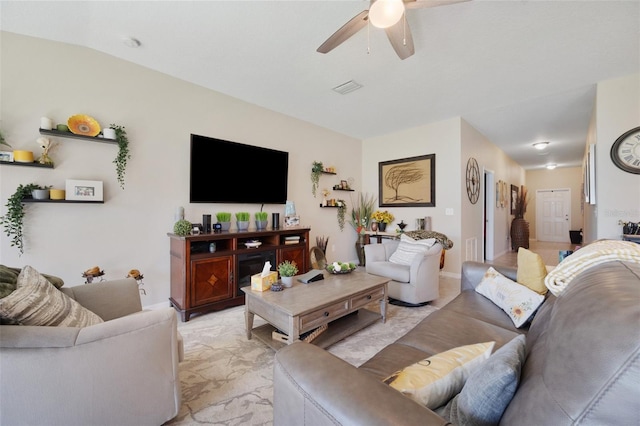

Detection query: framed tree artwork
(510, 184), (518, 215)
(379, 154), (435, 207)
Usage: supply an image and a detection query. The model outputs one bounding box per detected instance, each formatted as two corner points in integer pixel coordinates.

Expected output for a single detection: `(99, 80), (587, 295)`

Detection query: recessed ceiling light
(546, 163), (557, 170)
(123, 37), (141, 48)
(332, 80), (363, 95)
(533, 142), (549, 150)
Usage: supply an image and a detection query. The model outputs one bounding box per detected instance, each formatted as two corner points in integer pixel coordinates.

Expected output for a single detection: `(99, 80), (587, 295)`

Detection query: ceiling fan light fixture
(369, 0), (405, 29)
(546, 163), (557, 170)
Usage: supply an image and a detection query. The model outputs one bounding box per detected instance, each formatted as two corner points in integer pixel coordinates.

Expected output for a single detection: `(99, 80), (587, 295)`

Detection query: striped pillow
(389, 234), (436, 266)
(0, 265), (103, 327)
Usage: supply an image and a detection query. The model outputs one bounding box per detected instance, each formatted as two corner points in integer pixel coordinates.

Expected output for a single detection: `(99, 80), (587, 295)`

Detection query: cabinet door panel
(279, 246), (307, 273)
(191, 257), (233, 306)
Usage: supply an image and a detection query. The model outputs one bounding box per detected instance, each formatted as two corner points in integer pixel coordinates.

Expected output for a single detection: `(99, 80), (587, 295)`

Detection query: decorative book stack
(284, 236), (300, 245)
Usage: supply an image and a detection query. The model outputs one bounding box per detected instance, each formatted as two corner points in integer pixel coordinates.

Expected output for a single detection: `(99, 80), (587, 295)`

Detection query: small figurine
(127, 269), (146, 295)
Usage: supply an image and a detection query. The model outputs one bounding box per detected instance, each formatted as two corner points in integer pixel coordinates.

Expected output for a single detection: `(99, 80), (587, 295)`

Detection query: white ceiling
(1, 0), (638, 170)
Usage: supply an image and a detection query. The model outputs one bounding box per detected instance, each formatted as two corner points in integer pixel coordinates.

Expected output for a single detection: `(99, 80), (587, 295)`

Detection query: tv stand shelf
(168, 227), (310, 321)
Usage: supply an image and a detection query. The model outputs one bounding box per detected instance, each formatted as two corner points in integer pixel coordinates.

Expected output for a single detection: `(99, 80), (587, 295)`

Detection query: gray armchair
(0, 278), (183, 426)
(365, 240), (443, 305)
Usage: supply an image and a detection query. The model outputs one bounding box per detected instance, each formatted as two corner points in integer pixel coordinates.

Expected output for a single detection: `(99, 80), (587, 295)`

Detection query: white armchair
(0, 278), (183, 426)
(364, 239), (443, 306)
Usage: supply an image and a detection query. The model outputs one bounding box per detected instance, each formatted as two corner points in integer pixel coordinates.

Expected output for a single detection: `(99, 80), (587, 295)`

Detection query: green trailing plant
(311, 161), (324, 197)
(110, 124), (130, 190)
(235, 212), (250, 221)
(0, 129), (11, 149)
(255, 211), (268, 221)
(337, 199), (347, 231)
(277, 260), (299, 277)
(173, 219), (192, 236)
(216, 212), (231, 222)
(0, 183), (41, 255)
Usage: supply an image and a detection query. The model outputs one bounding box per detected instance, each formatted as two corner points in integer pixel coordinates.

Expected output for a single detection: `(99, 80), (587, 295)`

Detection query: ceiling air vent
(332, 80), (363, 95)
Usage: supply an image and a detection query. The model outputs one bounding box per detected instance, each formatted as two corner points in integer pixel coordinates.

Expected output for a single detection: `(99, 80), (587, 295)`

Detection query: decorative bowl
(326, 261), (357, 274)
(245, 240), (262, 248)
(68, 114), (101, 137)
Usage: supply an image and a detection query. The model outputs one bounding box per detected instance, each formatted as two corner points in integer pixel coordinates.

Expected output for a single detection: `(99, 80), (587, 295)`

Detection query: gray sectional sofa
(273, 260), (640, 425)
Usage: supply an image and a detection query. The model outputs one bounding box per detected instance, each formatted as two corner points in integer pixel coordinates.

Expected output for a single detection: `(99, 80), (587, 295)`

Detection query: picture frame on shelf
(65, 179), (104, 201)
(0, 151), (14, 162)
(284, 215), (300, 228)
(510, 184), (518, 215)
(379, 153), (436, 207)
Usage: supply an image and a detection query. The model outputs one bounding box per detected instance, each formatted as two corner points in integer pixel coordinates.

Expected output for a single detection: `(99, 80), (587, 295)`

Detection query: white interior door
(536, 189), (571, 242)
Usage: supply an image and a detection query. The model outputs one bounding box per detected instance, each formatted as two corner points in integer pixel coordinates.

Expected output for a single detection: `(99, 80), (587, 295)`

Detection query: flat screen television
(190, 134), (289, 204)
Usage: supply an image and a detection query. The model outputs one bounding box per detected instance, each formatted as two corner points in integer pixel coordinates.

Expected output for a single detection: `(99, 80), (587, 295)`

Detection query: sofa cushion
(0, 264), (64, 299)
(439, 334), (526, 425)
(476, 267), (545, 328)
(0, 266), (103, 327)
(365, 261), (411, 283)
(389, 234), (436, 266)
(383, 341), (495, 409)
(516, 248), (548, 294)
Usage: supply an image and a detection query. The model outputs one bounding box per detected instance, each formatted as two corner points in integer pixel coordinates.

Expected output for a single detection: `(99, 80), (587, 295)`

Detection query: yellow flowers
(371, 210), (394, 224)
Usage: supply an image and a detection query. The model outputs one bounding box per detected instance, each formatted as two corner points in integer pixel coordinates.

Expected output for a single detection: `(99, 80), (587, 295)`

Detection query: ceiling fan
(317, 0), (471, 60)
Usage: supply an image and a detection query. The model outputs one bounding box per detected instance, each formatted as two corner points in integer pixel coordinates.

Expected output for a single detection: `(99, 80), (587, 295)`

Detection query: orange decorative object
(67, 114), (101, 137)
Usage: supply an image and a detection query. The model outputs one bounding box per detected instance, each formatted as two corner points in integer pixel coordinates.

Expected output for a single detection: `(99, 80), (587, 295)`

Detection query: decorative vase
(510, 218), (530, 251)
(255, 220), (268, 230)
(355, 234), (366, 266)
(237, 221), (249, 231)
(378, 222), (387, 232)
(371, 221), (378, 232)
(219, 221), (231, 231)
(281, 276), (294, 288)
(32, 189), (50, 200)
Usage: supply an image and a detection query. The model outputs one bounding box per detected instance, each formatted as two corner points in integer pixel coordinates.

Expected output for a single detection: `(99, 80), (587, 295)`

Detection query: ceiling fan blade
(404, 0), (472, 10)
(385, 17), (415, 60)
(317, 10), (369, 54)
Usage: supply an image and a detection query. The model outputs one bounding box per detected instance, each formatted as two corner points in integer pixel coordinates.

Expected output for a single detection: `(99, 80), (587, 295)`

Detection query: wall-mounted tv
(190, 134), (289, 204)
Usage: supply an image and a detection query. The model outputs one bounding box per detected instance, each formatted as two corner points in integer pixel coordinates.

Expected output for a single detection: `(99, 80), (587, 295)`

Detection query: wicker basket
(510, 218), (530, 251)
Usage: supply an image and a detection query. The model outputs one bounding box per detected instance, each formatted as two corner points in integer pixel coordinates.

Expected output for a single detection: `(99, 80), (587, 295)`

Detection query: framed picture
(379, 154), (435, 207)
(510, 184), (518, 215)
(588, 144), (596, 205)
(503, 181), (508, 207)
(65, 179), (103, 201)
(0, 151), (14, 162)
(496, 182), (501, 208)
(284, 215), (300, 228)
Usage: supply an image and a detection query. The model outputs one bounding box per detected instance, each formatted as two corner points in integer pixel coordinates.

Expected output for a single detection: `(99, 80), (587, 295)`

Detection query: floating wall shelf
(0, 161), (53, 169)
(39, 128), (118, 145)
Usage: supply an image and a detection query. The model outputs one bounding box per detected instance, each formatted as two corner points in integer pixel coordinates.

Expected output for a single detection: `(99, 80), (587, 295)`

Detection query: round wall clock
(610, 126), (640, 174)
(466, 157), (480, 204)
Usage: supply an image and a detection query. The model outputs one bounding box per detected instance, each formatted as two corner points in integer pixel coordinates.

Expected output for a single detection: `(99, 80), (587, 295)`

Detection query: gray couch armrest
(274, 343), (449, 426)
(461, 261), (517, 292)
(61, 278), (142, 320)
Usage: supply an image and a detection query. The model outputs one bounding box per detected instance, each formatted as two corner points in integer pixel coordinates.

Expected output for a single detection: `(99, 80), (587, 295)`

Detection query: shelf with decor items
(167, 227), (310, 321)
(39, 128), (118, 145)
(0, 161), (53, 169)
(22, 199), (103, 204)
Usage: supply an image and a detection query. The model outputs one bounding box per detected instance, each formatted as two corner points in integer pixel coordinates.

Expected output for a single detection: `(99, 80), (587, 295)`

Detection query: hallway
(489, 240), (579, 269)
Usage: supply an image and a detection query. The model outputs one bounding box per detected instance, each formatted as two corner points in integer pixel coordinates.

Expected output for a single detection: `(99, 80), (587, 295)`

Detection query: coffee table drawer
(300, 300), (349, 330)
(351, 286), (385, 309)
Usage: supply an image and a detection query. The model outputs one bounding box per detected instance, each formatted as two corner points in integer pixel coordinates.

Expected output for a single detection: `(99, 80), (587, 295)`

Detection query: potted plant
(311, 161), (324, 197)
(371, 210), (394, 232)
(277, 260), (299, 287)
(337, 199), (347, 231)
(173, 219), (192, 236)
(216, 212), (231, 231)
(31, 184), (52, 200)
(510, 185), (530, 250)
(0, 129), (11, 149)
(110, 124), (130, 190)
(255, 211), (268, 229)
(0, 183), (42, 255)
(349, 192), (376, 265)
(236, 212), (250, 231)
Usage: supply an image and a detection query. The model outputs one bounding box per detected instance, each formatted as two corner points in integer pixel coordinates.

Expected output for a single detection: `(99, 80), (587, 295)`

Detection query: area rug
(165, 302), (437, 426)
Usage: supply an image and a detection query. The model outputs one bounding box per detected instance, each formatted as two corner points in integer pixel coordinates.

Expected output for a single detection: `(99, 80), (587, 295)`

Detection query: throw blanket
(403, 230), (454, 250)
(544, 240), (640, 296)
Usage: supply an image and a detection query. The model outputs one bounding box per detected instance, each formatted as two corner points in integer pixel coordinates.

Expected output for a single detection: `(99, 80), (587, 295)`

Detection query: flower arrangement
(371, 210), (394, 224)
(349, 192), (376, 233)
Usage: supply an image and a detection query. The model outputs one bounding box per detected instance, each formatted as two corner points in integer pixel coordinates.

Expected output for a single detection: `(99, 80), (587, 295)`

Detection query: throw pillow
(389, 234), (437, 266)
(516, 247), (548, 294)
(476, 267), (545, 328)
(383, 341), (495, 409)
(0, 265), (103, 327)
(439, 335), (526, 426)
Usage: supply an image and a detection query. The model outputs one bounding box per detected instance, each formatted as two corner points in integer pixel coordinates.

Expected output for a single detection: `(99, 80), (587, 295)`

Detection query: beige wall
(0, 32), (361, 306)
(593, 73), (640, 241)
(525, 167), (584, 241)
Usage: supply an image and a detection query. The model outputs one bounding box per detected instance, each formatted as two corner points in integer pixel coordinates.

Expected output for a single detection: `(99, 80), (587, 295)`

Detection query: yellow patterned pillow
(517, 247), (548, 294)
(383, 342), (495, 409)
(0, 265), (103, 327)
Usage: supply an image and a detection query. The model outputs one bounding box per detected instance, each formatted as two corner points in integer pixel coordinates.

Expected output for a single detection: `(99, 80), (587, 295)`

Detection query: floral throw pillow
(476, 267), (545, 328)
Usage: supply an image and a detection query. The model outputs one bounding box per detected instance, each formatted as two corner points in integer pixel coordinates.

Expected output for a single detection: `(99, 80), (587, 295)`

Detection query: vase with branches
(510, 185), (530, 250)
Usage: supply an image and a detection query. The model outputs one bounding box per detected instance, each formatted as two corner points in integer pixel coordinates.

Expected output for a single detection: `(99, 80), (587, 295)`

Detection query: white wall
(0, 32), (361, 306)
(593, 73), (640, 241)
